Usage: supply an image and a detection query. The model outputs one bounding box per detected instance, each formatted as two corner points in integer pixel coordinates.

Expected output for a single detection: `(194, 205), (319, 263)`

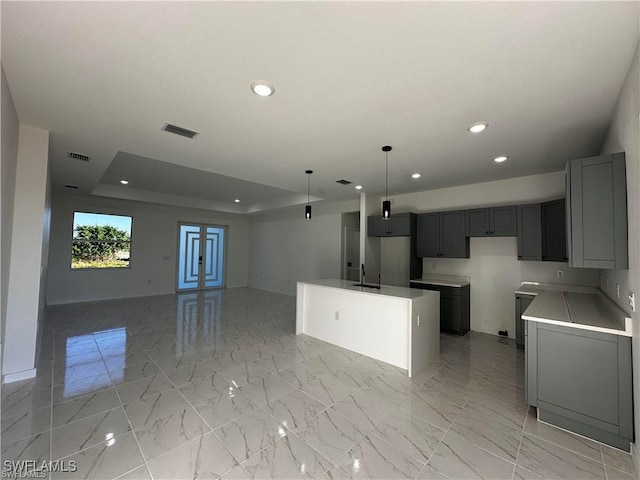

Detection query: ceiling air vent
(67, 151), (90, 162)
(335, 179), (352, 185)
(161, 123), (199, 139)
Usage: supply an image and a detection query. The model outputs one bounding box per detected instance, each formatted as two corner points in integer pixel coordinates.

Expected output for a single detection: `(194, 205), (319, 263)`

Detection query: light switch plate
(629, 292), (636, 312)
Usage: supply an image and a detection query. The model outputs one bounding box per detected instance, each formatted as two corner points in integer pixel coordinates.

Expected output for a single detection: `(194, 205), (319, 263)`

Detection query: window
(71, 212), (132, 269)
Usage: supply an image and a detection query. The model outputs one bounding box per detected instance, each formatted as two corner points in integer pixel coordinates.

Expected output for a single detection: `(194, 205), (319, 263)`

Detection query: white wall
(1, 66), (20, 374)
(3, 125), (50, 381)
(46, 194), (249, 304)
(383, 173), (600, 338)
(597, 39), (640, 462)
(248, 212), (343, 296)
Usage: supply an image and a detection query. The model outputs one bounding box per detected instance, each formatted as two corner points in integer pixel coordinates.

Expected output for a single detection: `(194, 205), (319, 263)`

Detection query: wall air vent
(335, 179), (352, 185)
(64, 184), (79, 189)
(67, 152), (90, 162)
(161, 123), (200, 139)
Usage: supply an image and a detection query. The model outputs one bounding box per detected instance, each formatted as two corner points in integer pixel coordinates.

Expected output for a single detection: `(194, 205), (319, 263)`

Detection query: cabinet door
(517, 204), (542, 261)
(417, 213), (440, 257)
(568, 153), (628, 269)
(542, 199), (567, 262)
(515, 294), (534, 349)
(491, 206), (517, 236)
(369, 216), (391, 236)
(440, 211), (469, 258)
(466, 208), (491, 236)
(440, 294), (461, 334)
(391, 213), (411, 236)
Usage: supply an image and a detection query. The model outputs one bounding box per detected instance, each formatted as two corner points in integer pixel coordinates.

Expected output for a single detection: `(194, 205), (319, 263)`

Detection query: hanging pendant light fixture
(305, 170), (313, 219)
(382, 146), (392, 219)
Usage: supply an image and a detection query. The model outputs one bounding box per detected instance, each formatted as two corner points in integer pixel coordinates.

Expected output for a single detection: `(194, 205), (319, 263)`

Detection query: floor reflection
(176, 290), (223, 355)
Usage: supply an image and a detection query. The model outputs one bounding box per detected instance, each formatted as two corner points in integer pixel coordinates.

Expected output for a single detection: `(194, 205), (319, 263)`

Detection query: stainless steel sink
(352, 283), (381, 289)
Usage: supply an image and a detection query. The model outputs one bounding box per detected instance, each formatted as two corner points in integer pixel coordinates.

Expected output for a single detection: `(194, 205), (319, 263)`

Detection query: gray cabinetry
(541, 199), (567, 262)
(526, 321), (633, 450)
(410, 282), (470, 335)
(467, 206), (517, 237)
(566, 152), (628, 269)
(417, 211), (469, 258)
(368, 213), (413, 237)
(517, 204), (542, 261)
(515, 294), (534, 349)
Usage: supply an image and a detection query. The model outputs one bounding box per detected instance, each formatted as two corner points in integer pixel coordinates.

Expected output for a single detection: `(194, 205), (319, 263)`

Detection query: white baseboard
(3, 368), (37, 384)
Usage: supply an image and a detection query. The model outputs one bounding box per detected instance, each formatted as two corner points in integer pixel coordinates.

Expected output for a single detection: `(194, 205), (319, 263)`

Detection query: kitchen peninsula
(296, 279), (440, 377)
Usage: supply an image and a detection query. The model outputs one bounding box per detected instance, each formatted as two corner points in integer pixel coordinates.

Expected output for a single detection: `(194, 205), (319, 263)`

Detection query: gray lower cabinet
(515, 294), (534, 349)
(368, 213), (413, 237)
(410, 282), (470, 335)
(417, 211), (469, 258)
(526, 321), (633, 451)
(467, 206), (517, 237)
(566, 152), (628, 269)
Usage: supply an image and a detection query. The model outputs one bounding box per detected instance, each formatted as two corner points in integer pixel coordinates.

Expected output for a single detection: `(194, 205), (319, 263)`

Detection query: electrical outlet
(556, 270), (565, 279)
(334, 311), (339, 320)
(629, 292), (635, 312)
(616, 283), (620, 298)
(417, 315), (421, 326)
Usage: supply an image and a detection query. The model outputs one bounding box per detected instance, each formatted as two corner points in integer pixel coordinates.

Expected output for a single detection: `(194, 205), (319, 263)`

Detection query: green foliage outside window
(72, 224), (131, 269)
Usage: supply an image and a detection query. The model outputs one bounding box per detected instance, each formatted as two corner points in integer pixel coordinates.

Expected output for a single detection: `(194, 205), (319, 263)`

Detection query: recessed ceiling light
(355, 185), (363, 190)
(234, 199), (240, 203)
(251, 81), (275, 97)
(468, 123), (488, 133)
(493, 155), (509, 163)
(411, 173), (422, 179)
(120, 180), (129, 185)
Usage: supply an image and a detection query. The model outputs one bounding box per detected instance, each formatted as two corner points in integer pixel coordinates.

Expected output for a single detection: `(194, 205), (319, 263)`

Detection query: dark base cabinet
(526, 320), (633, 451)
(410, 282), (470, 335)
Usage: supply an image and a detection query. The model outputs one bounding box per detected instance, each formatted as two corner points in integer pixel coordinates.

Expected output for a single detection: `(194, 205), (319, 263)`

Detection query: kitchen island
(296, 279), (440, 377)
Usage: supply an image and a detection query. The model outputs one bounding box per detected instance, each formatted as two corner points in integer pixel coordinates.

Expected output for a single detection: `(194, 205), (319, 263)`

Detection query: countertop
(298, 279), (437, 300)
(410, 274), (471, 288)
(517, 282), (632, 337)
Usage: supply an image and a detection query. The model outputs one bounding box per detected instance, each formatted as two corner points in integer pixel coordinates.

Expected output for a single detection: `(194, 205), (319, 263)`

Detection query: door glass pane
(178, 224), (201, 290)
(204, 226), (224, 288)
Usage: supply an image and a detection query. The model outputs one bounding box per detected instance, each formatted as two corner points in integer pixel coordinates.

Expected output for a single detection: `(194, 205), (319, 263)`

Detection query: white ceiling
(2, 1), (638, 214)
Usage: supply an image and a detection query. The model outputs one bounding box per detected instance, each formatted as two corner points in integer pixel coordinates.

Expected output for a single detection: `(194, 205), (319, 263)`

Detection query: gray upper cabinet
(517, 204), (542, 261)
(566, 153), (628, 269)
(417, 211), (469, 258)
(368, 213), (413, 237)
(467, 206), (517, 237)
(542, 199), (567, 262)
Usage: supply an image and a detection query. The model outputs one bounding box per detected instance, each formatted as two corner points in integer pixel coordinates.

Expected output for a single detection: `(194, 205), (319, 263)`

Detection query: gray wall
(597, 39), (640, 462)
(1, 66), (20, 372)
(46, 194), (250, 304)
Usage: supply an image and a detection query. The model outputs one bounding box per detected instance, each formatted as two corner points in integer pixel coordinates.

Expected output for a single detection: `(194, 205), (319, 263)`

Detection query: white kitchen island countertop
(298, 278), (432, 299)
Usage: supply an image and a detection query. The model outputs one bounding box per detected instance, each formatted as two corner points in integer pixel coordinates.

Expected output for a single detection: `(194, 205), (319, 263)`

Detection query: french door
(177, 223), (225, 291)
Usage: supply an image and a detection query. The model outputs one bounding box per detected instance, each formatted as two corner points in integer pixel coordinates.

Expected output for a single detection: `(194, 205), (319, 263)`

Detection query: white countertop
(517, 282), (632, 337)
(298, 279), (436, 300)
(410, 274), (471, 288)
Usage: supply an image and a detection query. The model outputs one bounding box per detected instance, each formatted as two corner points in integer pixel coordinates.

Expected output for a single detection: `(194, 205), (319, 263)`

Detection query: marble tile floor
(1, 288), (637, 480)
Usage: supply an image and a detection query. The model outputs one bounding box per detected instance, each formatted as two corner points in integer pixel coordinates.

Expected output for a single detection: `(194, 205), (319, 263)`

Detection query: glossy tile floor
(2, 288), (637, 480)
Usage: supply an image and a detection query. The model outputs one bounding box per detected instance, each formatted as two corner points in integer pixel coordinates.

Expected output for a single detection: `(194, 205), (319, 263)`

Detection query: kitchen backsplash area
(418, 236), (600, 337)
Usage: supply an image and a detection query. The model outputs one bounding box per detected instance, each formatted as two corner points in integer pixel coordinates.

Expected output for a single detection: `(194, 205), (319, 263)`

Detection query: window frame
(70, 211), (134, 271)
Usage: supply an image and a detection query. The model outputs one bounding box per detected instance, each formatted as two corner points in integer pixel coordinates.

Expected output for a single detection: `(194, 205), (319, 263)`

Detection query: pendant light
(382, 146), (392, 220)
(305, 170), (313, 219)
